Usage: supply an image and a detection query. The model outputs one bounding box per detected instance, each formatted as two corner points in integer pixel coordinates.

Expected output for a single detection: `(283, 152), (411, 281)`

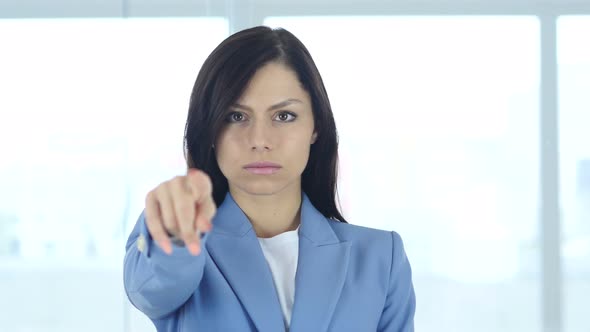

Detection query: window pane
(265, 16), (540, 332)
(557, 15), (590, 332)
(0, 18), (228, 332)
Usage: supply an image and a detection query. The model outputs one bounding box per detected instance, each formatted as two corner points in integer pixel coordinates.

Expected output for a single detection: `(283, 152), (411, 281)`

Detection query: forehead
(237, 62), (310, 105)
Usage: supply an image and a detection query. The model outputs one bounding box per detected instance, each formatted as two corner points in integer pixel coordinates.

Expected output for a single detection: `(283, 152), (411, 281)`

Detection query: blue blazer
(124, 193), (415, 331)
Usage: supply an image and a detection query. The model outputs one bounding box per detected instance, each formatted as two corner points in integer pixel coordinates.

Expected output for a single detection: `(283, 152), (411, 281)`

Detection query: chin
(240, 183), (283, 196)
(233, 177), (295, 196)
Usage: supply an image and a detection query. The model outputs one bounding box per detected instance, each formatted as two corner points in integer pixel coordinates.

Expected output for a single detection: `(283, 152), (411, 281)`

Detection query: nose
(247, 119), (272, 151)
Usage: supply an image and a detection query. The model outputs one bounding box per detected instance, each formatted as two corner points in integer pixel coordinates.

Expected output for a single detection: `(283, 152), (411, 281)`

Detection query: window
(557, 15), (590, 332)
(0, 17), (228, 332)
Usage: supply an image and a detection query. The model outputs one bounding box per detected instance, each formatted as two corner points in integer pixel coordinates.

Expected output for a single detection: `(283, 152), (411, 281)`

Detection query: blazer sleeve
(123, 211), (209, 320)
(377, 231), (416, 332)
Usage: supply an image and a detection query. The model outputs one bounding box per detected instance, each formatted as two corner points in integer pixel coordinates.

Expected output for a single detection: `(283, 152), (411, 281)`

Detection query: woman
(124, 26), (415, 332)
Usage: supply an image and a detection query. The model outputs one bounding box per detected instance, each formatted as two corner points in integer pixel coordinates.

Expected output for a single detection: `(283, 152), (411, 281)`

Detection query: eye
(226, 111), (246, 123)
(275, 111), (297, 122)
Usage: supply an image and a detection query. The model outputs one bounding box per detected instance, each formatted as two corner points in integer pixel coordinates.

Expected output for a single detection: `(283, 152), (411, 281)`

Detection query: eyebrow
(232, 98), (303, 112)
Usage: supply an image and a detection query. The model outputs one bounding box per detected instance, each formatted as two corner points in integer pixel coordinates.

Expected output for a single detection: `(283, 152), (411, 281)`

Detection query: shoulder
(325, 220), (405, 257)
(327, 219), (398, 243)
(324, 219), (413, 303)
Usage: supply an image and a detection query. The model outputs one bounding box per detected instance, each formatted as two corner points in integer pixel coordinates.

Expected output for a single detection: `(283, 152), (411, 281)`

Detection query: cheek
(285, 135), (312, 166)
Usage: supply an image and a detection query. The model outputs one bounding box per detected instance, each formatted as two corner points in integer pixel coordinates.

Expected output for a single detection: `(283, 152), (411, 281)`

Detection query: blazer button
(137, 234), (147, 253)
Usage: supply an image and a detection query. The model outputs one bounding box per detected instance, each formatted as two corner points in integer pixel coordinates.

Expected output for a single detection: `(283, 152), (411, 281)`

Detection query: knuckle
(156, 183), (171, 199)
(172, 175), (186, 187)
(174, 176), (192, 194)
(145, 190), (155, 204)
(201, 175), (213, 194)
(175, 200), (193, 216)
(162, 180), (174, 193)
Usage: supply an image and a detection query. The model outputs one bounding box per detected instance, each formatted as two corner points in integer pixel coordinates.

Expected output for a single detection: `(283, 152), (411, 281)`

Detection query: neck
(229, 184), (302, 238)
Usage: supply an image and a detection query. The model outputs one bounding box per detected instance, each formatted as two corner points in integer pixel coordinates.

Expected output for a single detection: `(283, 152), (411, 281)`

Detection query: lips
(243, 161), (282, 168)
(243, 161), (282, 175)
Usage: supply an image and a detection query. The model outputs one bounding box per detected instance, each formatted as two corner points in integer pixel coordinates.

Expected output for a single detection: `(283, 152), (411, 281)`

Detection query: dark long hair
(183, 26), (346, 223)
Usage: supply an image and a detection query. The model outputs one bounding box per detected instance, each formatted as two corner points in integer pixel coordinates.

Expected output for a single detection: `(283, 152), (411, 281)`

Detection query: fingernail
(189, 242), (200, 255)
(199, 220), (211, 233)
(161, 240), (172, 255)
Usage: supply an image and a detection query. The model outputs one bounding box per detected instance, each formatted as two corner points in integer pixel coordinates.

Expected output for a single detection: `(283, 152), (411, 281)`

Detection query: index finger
(186, 169), (213, 203)
(195, 193), (216, 232)
(187, 169), (216, 230)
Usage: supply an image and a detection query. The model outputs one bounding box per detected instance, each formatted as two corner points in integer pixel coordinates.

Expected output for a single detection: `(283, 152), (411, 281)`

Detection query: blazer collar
(207, 191), (350, 332)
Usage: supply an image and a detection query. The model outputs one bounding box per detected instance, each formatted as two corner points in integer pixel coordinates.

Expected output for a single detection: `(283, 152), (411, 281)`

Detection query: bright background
(0, 1), (588, 331)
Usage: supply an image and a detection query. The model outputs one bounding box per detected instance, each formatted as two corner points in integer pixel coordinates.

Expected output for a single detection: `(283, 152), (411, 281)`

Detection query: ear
(311, 132), (318, 144)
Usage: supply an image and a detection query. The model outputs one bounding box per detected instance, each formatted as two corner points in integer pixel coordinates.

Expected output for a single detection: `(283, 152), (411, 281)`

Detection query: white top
(257, 227), (300, 331)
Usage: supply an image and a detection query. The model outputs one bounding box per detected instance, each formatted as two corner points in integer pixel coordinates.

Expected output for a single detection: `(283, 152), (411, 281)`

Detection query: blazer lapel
(290, 194), (351, 332)
(206, 193), (285, 332)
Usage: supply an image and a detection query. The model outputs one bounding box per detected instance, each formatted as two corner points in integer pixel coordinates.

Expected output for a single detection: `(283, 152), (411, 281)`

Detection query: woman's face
(215, 61), (317, 197)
